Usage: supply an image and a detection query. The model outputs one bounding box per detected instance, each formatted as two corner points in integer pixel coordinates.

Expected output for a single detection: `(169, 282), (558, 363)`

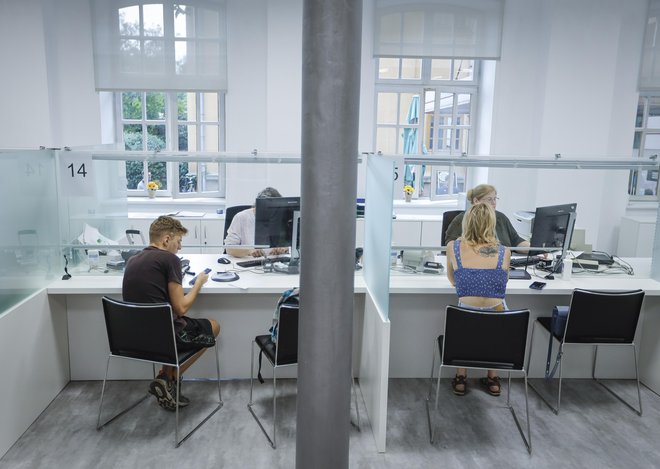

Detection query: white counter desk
(46, 255), (660, 385)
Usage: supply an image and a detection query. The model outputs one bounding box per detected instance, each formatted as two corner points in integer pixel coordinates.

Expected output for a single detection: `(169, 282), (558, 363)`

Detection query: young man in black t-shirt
(123, 216), (220, 410)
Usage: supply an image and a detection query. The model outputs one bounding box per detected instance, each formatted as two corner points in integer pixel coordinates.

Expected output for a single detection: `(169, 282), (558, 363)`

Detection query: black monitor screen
(529, 203), (577, 257)
(254, 197), (301, 248)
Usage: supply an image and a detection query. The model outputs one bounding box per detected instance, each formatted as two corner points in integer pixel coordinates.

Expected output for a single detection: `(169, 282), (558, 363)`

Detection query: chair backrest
(442, 305), (530, 371)
(101, 296), (178, 365)
(441, 210), (463, 247)
(223, 205), (252, 242)
(276, 304), (299, 364)
(564, 289), (645, 344)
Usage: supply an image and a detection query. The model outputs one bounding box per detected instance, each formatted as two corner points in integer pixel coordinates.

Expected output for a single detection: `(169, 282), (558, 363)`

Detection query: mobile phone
(529, 281), (547, 290)
(189, 268), (212, 285)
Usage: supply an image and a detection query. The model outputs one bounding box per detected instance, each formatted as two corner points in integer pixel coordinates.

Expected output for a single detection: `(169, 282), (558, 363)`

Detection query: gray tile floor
(2, 377), (660, 469)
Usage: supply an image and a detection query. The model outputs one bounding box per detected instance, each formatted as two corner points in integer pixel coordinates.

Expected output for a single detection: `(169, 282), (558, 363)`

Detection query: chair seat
(112, 346), (202, 365)
(255, 334), (297, 366)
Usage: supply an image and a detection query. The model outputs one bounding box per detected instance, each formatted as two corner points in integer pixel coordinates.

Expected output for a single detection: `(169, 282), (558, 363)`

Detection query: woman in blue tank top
(446, 203), (511, 396)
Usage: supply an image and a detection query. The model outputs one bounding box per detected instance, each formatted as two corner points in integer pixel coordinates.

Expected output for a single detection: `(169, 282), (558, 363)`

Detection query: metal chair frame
(97, 296), (223, 447)
(526, 289), (644, 416)
(425, 306), (532, 454)
(247, 304), (360, 449)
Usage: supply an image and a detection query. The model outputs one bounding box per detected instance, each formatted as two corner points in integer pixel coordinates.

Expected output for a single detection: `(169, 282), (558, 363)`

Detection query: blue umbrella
(403, 95), (420, 188)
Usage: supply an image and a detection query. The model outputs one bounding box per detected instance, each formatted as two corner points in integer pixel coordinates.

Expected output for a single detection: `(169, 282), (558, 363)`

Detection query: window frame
(630, 93), (660, 200)
(115, 90), (226, 198)
(375, 58), (479, 201)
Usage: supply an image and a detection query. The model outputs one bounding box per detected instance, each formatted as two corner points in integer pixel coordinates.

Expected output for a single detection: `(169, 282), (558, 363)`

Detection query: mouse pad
(211, 272), (240, 282)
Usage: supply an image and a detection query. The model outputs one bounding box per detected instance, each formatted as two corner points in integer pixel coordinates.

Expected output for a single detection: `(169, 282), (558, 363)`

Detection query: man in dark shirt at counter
(122, 215), (220, 411)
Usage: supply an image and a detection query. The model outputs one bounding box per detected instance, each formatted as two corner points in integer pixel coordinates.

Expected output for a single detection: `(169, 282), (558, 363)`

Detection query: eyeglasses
(481, 197), (499, 203)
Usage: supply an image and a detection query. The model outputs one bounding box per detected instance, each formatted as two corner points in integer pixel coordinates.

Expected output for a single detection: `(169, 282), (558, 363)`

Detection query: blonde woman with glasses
(444, 184), (530, 249)
(446, 203), (511, 397)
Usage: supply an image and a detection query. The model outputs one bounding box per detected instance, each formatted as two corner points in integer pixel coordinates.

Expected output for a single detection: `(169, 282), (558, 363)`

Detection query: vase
(404, 193), (412, 202)
(147, 189), (157, 199)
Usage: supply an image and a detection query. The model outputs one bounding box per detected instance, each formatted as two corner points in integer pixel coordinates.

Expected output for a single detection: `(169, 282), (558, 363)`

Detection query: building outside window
(375, 58), (478, 200)
(118, 90), (225, 198)
(630, 94), (660, 198)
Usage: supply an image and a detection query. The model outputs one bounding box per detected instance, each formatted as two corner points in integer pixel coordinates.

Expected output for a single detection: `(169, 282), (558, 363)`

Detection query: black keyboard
(236, 256), (291, 268)
(509, 256), (544, 268)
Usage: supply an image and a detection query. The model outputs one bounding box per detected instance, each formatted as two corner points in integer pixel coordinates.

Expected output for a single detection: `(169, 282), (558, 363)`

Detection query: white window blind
(91, 0), (227, 91)
(373, 0), (504, 59)
(640, 0), (660, 91)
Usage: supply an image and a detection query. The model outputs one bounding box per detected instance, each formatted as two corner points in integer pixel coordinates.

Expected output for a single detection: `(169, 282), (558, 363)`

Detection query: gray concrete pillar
(296, 0), (362, 468)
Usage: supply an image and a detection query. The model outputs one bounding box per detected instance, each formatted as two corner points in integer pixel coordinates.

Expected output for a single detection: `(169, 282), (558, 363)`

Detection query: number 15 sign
(59, 152), (96, 197)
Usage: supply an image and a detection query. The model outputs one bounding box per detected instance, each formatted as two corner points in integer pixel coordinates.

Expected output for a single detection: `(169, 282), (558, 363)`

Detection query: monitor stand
(273, 258), (299, 274)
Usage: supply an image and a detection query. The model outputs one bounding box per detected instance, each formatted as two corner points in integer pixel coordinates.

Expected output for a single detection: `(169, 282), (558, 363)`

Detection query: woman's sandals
(451, 374), (467, 396)
(480, 376), (501, 396)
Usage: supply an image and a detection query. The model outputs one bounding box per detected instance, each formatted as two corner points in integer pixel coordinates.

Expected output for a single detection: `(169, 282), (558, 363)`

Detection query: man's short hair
(149, 216), (188, 243)
(257, 187), (282, 199)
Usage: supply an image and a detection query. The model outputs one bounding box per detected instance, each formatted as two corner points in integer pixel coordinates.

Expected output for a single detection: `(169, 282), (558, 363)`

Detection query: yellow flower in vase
(403, 185), (414, 202)
(147, 180), (160, 198)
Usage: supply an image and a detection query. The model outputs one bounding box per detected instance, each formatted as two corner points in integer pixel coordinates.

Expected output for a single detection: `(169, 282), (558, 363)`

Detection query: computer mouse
(218, 257), (231, 265)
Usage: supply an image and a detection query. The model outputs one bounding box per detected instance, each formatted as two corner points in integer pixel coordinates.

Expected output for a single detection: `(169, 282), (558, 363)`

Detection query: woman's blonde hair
(461, 203), (498, 245)
(467, 184), (497, 204)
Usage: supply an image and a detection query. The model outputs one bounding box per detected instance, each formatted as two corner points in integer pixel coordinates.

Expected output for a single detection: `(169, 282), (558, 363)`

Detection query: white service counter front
(46, 255), (660, 386)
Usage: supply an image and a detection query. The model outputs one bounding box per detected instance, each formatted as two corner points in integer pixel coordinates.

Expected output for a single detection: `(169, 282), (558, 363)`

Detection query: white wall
(489, 0), (647, 253)
(0, 0), (650, 251)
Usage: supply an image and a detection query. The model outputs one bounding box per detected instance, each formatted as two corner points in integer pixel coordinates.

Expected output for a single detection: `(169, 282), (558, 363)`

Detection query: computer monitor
(291, 210), (301, 263)
(529, 203), (577, 268)
(254, 196), (301, 248)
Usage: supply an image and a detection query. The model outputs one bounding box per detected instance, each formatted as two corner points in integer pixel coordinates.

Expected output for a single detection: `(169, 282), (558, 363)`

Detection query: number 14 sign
(59, 153), (95, 197)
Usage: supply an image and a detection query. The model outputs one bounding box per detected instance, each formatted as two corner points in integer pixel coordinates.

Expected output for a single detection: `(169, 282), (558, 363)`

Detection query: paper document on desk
(165, 211), (205, 217)
(77, 223), (117, 245)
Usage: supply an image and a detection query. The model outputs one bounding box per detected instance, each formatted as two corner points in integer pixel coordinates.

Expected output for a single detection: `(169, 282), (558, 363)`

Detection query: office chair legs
(173, 345), (224, 447)
(97, 356), (150, 430)
(427, 338), (532, 453)
(527, 321), (642, 417)
(97, 347), (223, 448)
(592, 345), (643, 416)
(505, 371), (532, 454)
(248, 340), (277, 448)
(526, 321), (563, 415)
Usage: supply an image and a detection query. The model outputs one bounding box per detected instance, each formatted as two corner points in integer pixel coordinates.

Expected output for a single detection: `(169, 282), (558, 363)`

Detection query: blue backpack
(270, 287), (299, 343)
(257, 288), (299, 383)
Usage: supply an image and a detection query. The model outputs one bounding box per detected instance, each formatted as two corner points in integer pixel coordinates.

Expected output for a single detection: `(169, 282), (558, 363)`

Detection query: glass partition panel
(0, 149), (60, 314)
(364, 155), (395, 319)
(58, 151), (129, 276)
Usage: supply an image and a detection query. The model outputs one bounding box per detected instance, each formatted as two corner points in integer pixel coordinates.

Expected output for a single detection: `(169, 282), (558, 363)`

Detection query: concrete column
(296, 1), (362, 468)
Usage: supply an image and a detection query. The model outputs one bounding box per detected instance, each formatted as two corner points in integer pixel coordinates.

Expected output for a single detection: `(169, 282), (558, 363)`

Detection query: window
(118, 91), (226, 197)
(630, 95), (660, 198)
(375, 58), (477, 199)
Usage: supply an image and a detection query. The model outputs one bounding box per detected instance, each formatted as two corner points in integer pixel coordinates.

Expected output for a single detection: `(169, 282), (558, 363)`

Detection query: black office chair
(441, 210), (463, 247)
(97, 296), (223, 447)
(223, 204), (252, 247)
(247, 304), (360, 448)
(426, 305), (532, 454)
(526, 289), (645, 416)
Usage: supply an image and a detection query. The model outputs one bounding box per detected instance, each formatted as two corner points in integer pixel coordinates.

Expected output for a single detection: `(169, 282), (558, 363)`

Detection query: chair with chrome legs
(426, 305), (532, 454)
(526, 288), (645, 416)
(97, 296), (223, 447)
(248, 303), (360, 448)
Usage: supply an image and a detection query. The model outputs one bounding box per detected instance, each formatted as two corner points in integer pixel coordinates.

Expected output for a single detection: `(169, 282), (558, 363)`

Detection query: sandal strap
(453, 374), (467, 385)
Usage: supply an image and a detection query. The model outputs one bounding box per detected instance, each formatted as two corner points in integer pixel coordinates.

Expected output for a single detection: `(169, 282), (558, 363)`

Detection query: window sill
(127, 197), (225, 207)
